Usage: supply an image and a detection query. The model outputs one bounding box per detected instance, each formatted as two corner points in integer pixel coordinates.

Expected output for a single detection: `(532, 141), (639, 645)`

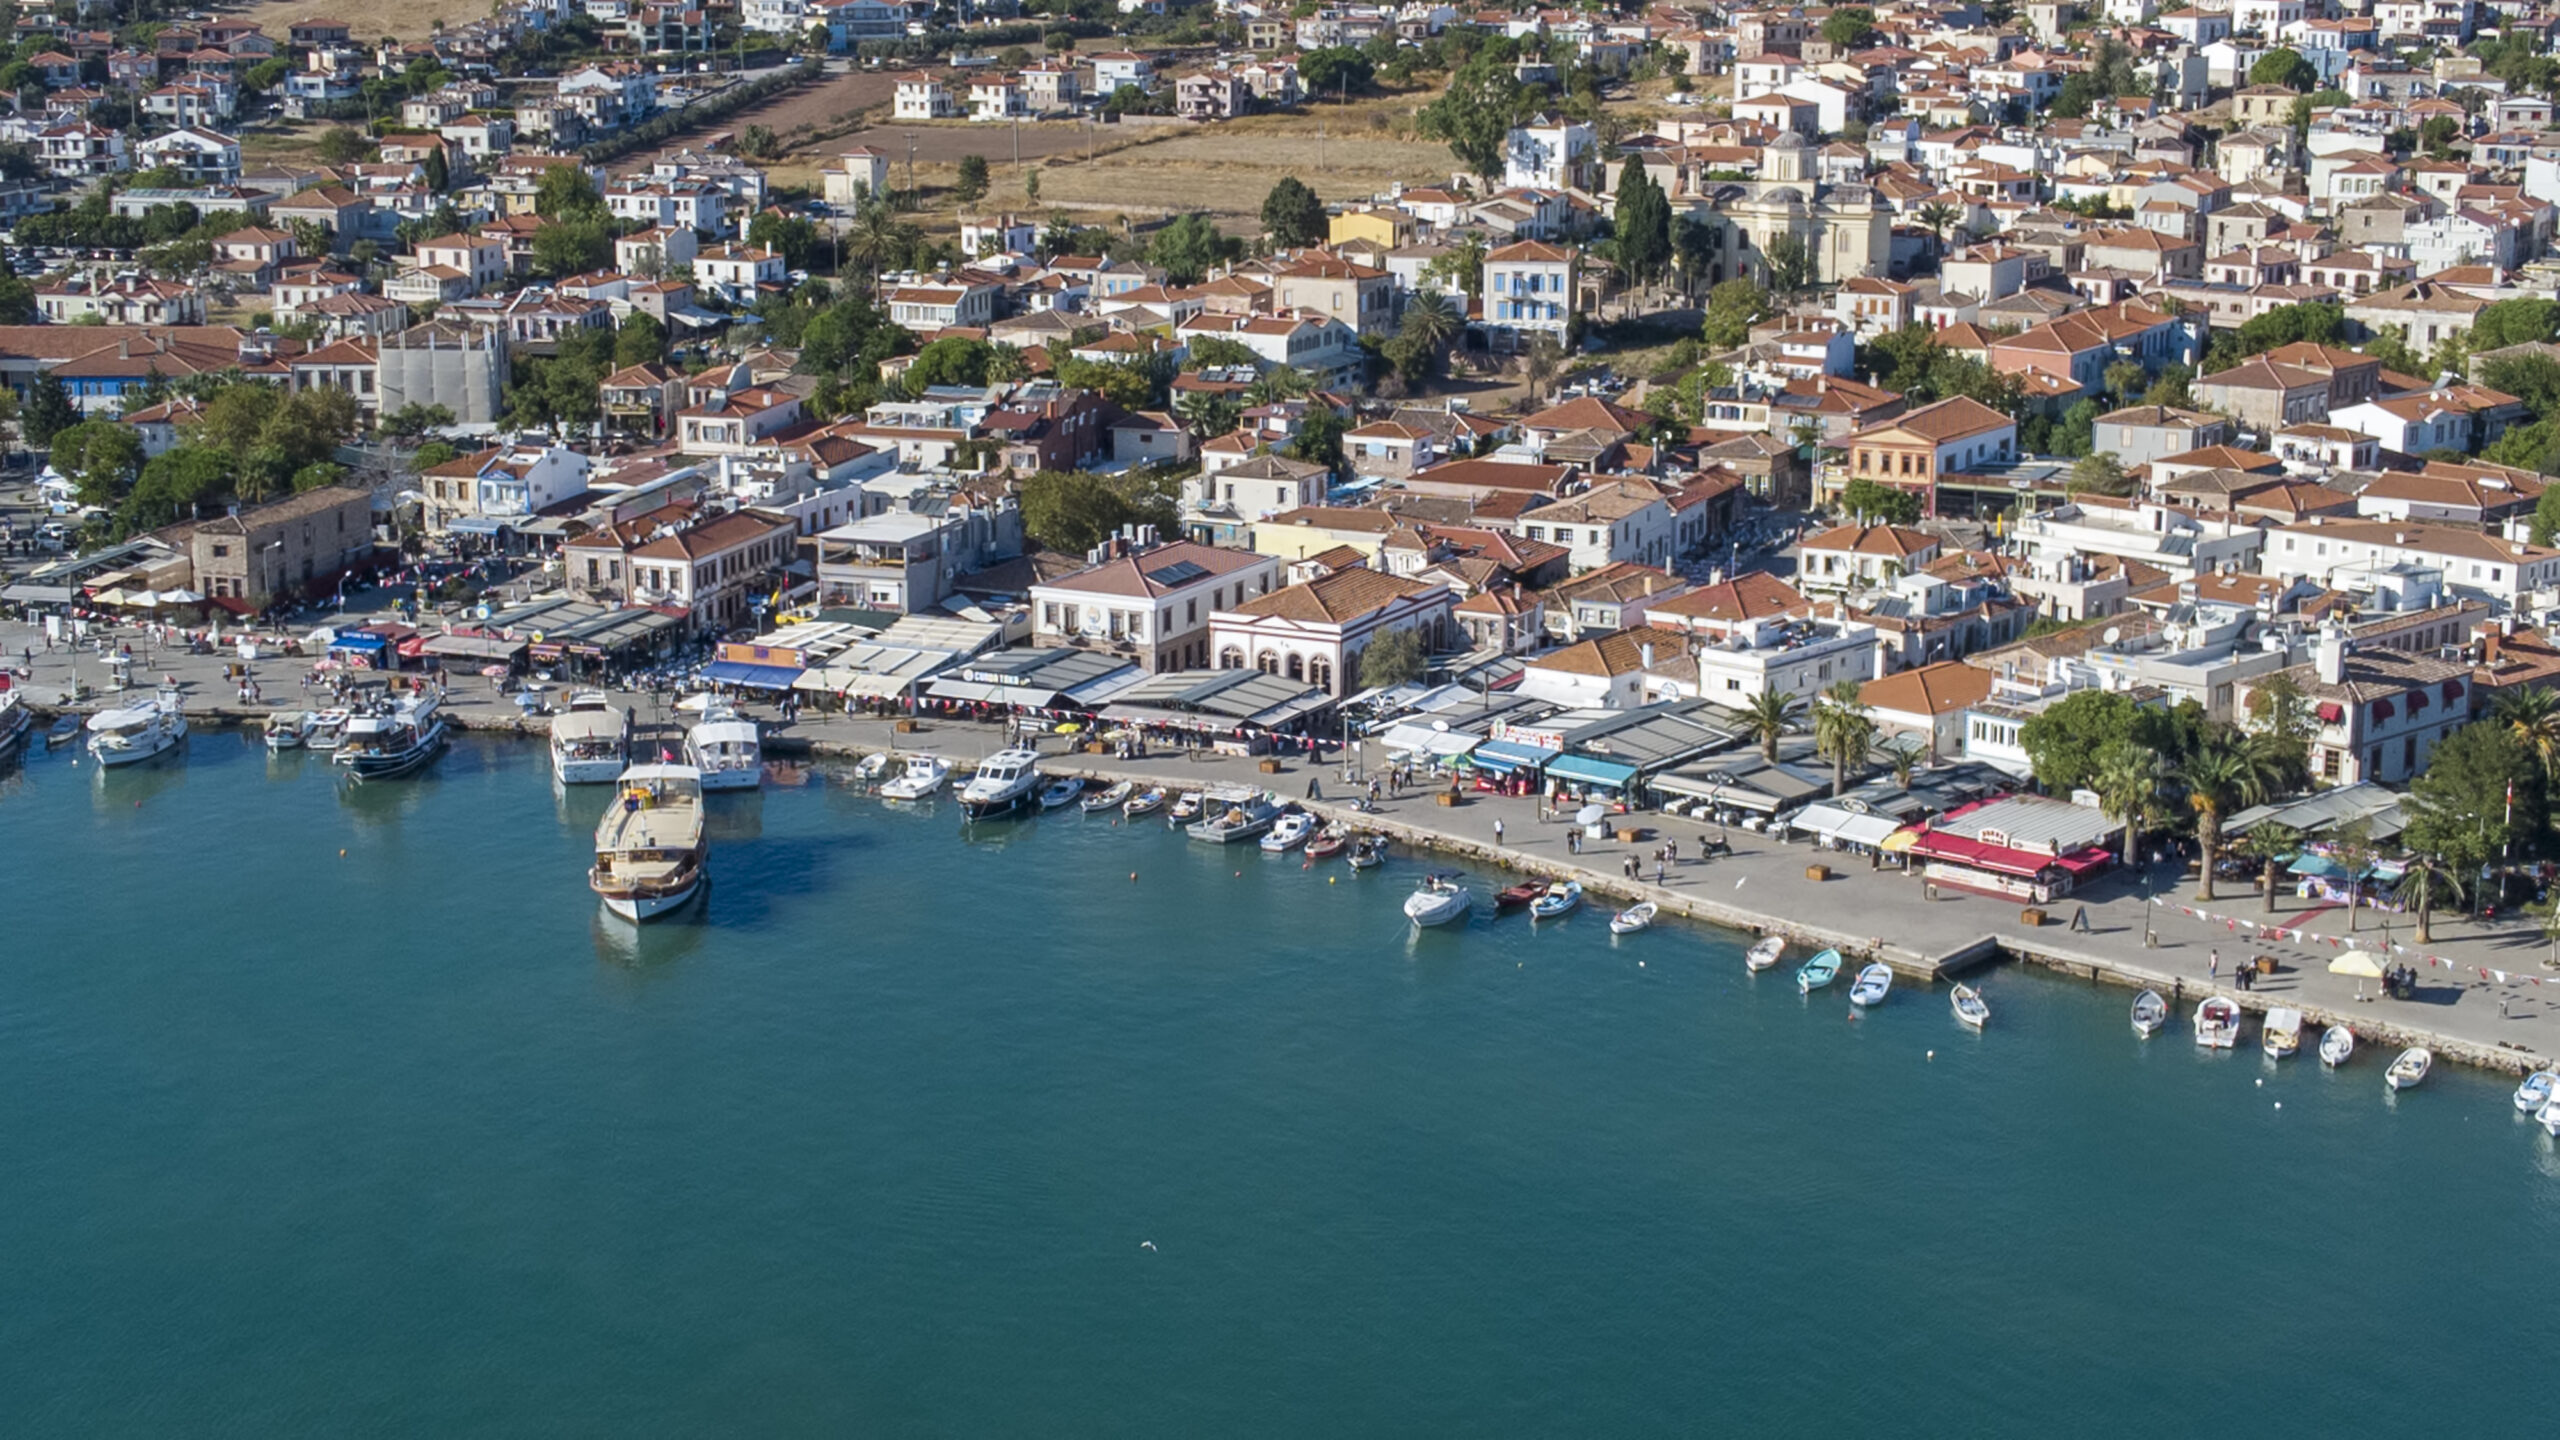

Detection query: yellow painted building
(1326, 206), (1416, 250)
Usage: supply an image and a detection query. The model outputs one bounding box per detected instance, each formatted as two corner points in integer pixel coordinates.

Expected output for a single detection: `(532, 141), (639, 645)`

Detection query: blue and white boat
(2516, 1070), (2558, 1114)
(1530, 880), (1582, 920)
(1797, 949), (1841, 993)
(1849, 962), (1892, 1007)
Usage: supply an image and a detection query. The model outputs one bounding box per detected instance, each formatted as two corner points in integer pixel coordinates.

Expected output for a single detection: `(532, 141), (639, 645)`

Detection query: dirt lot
(230, 0), (489, 40)
(1026, 120), (1455, 226)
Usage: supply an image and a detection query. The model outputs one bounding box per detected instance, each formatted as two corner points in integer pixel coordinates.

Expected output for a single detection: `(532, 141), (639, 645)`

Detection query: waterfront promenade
(13, 616), (2557, 1078)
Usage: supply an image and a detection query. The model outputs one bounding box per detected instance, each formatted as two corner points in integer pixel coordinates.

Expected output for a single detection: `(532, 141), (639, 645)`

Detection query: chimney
(2316, 624), (2346, 686)
(2485, 631), (2503, 667)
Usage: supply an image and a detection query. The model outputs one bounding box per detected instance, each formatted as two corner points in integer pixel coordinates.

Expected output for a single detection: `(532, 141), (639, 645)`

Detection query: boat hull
(554, 755), (626, 785)
(91, 733), (183, 766)
(341, 724), (449, 782)
(694, 764), (761, 791)
(594, 869), (704, 922)
(960, 790), (1033, 820)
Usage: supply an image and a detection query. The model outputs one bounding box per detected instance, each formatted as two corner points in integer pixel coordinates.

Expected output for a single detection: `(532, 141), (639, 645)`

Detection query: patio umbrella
(2329, 952), (2385, 978)
(89, 587), (133, 607)
(1575, 804), (1607, 826)
(159, 587), (205, 604)
(479, 664), (509, 679)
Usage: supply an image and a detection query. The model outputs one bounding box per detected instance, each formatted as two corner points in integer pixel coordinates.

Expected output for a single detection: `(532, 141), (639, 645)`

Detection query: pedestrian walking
(1493, 817), (1505, 846)
(2500, 996), (2511, 1018)
(1567, 829), (1580, 855)
(1655, 859), (1665, 884)
(2210, 949), (2220, 979)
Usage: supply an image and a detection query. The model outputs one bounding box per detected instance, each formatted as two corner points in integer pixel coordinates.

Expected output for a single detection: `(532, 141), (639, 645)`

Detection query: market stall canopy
(2329, 952), (2386, 979)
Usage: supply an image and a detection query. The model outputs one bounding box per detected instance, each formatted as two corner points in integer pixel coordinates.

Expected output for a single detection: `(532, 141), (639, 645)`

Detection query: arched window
(1257, 651), (1280, 675)
(1310, 658), (1333, 692)
(1219, 646), (1245, 670)
(1286, 653), (1305, 681)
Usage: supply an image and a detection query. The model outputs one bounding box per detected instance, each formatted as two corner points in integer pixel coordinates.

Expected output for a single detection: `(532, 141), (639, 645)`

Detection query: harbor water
(4, 733), (2558, 1436)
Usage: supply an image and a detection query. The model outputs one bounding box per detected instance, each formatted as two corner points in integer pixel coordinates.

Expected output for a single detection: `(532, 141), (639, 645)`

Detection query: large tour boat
(590, 764), (708, 922)
(334, 688), (449, 782)
(86, 690), (188, 767)
(958, 748), (1043, 820)
(550, 690), (631, 785)
(683, 703), (762, 791)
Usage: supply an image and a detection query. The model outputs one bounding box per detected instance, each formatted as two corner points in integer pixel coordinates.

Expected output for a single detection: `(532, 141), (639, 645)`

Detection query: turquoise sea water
(3, 732), (2557, 1436)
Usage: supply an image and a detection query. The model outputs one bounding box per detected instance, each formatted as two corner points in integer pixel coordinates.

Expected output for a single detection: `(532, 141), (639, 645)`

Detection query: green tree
(2405, 719), (2546, 911)
(1415, 57), (1526, 181)
(954, 153), (989, 207)
(2020, 689), (2150, 796)
(2067, 450), (2133, 496)
(534, 163), (606, 220)
(1147, 213), (1233, 285)
(2236, 821), (2304, 916)
(1839, 476), (1920, 526)
(2495, 686), (2560, 782)
(1763, 233), (1816, 296)
(1915, 200), (1962, 246)
(1819, 5), (1875, 48)
(2467, 297), (2560, 351)
(2395, 855), (2463, 946)
(50, 420), (142, 507)
(420, 146), (448, 196)
(1612, 157), (1671, 292)
(0, 271), (34, 325)
(1299, 45), (1374, 97)
(2330, 817), (2379, 933)
(531, 217), (611, 278)
(2421, 114), (2461, 158)
(315, 126), (374, 165)
(1260, 175), (1326, 248)
(2204, 300), (2347, 371)
(1289, 408), (1347, 472)
(2103, 360), (2147, 406)
(1741, 687), (1792, 761)
(1018, 468), (1179, 553)
(903, 335), (995, 393)
(1519, 332), (1564, 403)
(2092, 740), (2160, 879)
(22, 372), (75, 447)
(1700, 276), (1772, 350)
(1357, 627), (1427, 688)
(1055, 355), (1158, 410)
(1814, 677), (1876, 798)
(613, 312), (666, 367)
(1422, 232), (1488, 301)
(2248, 47), (2316, 92)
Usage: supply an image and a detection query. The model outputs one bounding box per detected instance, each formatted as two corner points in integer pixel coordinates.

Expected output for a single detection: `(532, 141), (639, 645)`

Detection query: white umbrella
(1576, 804), (1607, 826)
(159, 587), (205, 604)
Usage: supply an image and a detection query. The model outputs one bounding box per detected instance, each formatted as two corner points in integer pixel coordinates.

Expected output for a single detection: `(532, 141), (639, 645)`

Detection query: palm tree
(2330, 818), (2378, 933)
(1814, 678), (1875, 798)
(2395, 854), (2463, 946)
(1917, 200), (1962, 247)
(1398, 289), (1461, 367)
(844, 201), (907, 301)
(1246, 364), (1314, 404)
(2092, 740), (2158, 881)
(1741, 688), (1791, 762)
(2235, 820), (2304, 916)
(2532, 889), (2560, 970)
(2180, 731), (2276, 902)
(1883, 738), (1922, 789)
(2496, 687), (2560, 781)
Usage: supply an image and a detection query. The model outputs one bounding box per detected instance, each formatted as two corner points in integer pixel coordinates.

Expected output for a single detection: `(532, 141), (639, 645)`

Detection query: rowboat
(1950, 982), (1989, 1029)
(1036, 777), (1085, 810)
(1494, 880), (1548, 913)
(1305, 822), (1350, 859)
(851, 752), (892, 784)
(2131, 989), (2168, 1038)
(1745, 935), (1784, 971)
(2516, 1070), (2558, 1114)
(1849, 962), (1892, 1007)
(1530, 881), (1582, 920)
(44, 714), (81, 748)
(2262, 1007), (2303, 1060)
(2319, 1025), (2355, 1068)
(2194, 996), (2241, 1049)
(1797, 949), (1842, 993)
(2386, 1047), (2432, 1091)
(1609, 901), (1656, 936)
(1123, 787), (1166, 817)
(1404, 874), (1473, 928)
(1081, 780), (1135, 813)
(1346, 835), (1387, 870)
(1168, 791), (1205, 825)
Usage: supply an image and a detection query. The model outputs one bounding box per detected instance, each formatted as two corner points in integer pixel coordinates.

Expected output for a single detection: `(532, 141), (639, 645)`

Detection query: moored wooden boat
(2131, 989), (2168, 1038)
(1036, 777), (1085, 810)
(1123, 786), (1167, 817)
(1609, 901), (1656, 936)
(1305, 822), (1350, 859)
(2386, 1047), (2432, 1091)
(1167, 791), (1205, 825)
(1951, 982), (1989, 1029)
(1745, 935), (1784, 971)
(2318, 1025), (2355, 1068)
(2262, 1007), (2303, 1060)
(1849, 962), (1892, 1007)
(1081, 780), (1136, 813)
(1495, 879), (1548, 913)
(2515, 1070), (2557, 1115)
(1530, 880), (1582, 920)
(1796, 949), (1841, 993)
(1346, 835), (1387, 870)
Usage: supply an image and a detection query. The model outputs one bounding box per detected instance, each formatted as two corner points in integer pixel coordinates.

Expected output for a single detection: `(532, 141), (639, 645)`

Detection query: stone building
(183, 484), (376, 611)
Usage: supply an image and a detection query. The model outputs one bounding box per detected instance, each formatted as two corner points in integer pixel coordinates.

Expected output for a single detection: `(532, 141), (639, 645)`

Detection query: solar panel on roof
(1144, 560), (1210, 587)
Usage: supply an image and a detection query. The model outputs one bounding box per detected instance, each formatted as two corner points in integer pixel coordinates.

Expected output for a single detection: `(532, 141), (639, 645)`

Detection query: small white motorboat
(1082, 780), (1136, 813)
(1609, 901), (1656, 936)
(852, 752), (893, 784)
(1849, 962), (1892, 1007)
(263, 711), (313, 750)
(1259, 812), (1315, 851)
(2131, 989), (2168, 1038)
(2386, 1047), (2432, 1092)
(302, 709), (349, 751)
(2319, 1025), (2355, 1068)
(2194, 996), (2241, 1049)
(1950, 982), (1989, 1029)
(1530, 881), (1582, 920)
(2515, 1070), (2558, 1114)
(1036, 777), (1085, 810)
(2262, 1007), (2303, 1061)
(2539, 1098), (2560, 1140)
(1745, 935), (1784, 971)
(1346, 835), (1387, 870)
(1404, 874), (1473, 928)
(879, 755), (950, 801)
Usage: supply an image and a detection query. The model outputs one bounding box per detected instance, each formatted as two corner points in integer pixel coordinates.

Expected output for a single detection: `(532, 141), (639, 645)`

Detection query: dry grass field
(230, 0), (492, 41)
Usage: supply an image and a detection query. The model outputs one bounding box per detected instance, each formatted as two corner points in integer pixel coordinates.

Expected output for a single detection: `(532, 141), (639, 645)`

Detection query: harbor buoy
(340, 849), (347, 857)
(2274, 1102), (2282, 1110)
(2255, 1078), (2262, 1087)
(1129, 872), (1137, 881)
(1927, 1050), (1935, 1060)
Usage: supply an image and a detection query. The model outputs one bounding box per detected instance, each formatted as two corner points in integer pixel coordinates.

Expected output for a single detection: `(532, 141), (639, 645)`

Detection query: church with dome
(1666, 131), (1891, 291)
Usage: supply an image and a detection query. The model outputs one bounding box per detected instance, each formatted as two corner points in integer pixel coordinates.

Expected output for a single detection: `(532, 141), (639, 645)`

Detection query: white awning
(1792, 803), (1903, 848)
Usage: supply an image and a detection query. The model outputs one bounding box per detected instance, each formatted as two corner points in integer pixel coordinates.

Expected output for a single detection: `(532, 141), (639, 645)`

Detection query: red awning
(2317, 701), (2344, 723)
(1907, 830), (2114, 880)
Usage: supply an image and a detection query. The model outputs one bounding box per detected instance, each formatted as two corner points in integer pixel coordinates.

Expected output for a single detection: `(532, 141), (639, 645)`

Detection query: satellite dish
(2102, 626), (2123, 647)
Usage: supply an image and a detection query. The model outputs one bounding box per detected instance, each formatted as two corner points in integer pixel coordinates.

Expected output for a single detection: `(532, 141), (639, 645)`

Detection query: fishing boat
(1796, 949), (1842, 993)
(2262, 1007), (2304, 1060)
(589, 764), (707, 922)
(1951, 982), (1989, 1029)
(1081, 780), (1135, 813)
(334, 687), (448, 782)
(549, 691), (630, 785)
(1609, 901), (1656, 936)
(302, 710), (349, 752)
(958, 748), (1043, 820)
(2319, 1025), (2355, 1068)
(1259, 811), (1314, 851)
(1188, 786), (1282, 843)
(1123, 787), (1167, 818)
(1745, 935), (1784, 971)
(2539, 1098), (2560, 1140)
(2385, 1047), (2432, 1092)
(1404, 874), (1473, 928)
(1036, 776), (1085, 810)
(2193, 996), (2242, 1049)
(851, 752), (892, 785)
(1346, 835), (1387, 870)
(2131, 989), (2169, 1038)
(683, 704), (762, 791)
(87, 691), (188, 767)
(44, 712), (82, 748)
(1530, 881), (1583, 920)
(1167, 791), (1205, 825)
(1494, 879), (1548, 913)
(262, 710), (313, 750)
(878, 754), (949, 801)
(2515, 1070), (2559, 1114)
(1305, 822), (1350, 859)
(1849, 962), (1892, 1007)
